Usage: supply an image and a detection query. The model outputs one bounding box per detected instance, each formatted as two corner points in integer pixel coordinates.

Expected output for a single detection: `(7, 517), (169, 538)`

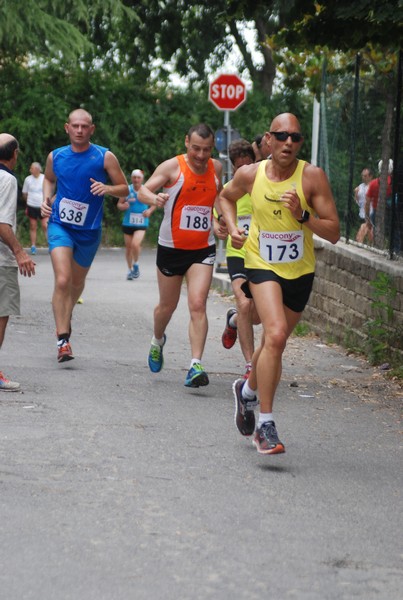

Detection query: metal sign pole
(216, 111), (231, 272)
(224, 110), (232, 183)
(216, 110), (231, 273)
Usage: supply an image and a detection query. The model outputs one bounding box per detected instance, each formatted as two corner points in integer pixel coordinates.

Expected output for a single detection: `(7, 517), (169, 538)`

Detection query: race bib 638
(59, 198), (89, 227)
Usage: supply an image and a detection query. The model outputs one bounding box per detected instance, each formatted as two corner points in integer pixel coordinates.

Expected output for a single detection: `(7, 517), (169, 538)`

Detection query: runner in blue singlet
(117, 168), (155, 280)
(41, 108), (129, 363)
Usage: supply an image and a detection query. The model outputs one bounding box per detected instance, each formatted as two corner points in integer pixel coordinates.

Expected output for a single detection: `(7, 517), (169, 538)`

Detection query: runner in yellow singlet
(218, 139), (261, 379)
(219, 113), (340, 455)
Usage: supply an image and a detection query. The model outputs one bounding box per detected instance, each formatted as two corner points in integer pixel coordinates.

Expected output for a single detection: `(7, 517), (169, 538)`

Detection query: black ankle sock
(58, 333), (70, 342)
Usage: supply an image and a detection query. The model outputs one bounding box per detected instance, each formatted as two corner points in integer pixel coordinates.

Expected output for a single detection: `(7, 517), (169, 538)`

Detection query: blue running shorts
(47, 222), (102, 268)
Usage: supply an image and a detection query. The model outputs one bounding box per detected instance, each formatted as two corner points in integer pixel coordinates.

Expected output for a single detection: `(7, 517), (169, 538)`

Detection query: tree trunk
(374, 91), (395, 249)
(254, 16), (276, 98)
(228, 21), (257, 79)
(228, 18), (275, 99)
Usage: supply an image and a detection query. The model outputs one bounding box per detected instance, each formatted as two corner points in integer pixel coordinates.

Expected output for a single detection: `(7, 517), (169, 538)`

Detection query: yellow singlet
(244, 159), (316, 279)
(226, 191), (252, 259)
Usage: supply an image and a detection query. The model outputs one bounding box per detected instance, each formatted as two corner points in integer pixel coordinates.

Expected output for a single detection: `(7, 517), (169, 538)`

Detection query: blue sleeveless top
(122, 184), (150, 228)
(50, 143), (108, 231)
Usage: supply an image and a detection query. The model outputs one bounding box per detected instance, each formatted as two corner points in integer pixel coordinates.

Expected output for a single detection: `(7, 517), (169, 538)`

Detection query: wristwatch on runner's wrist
(297, 210), (310, 223)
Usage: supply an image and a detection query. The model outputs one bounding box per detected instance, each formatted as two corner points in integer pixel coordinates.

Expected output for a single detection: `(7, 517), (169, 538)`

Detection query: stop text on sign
(210, 83), (245, 100)
(208, 74), (247, 111)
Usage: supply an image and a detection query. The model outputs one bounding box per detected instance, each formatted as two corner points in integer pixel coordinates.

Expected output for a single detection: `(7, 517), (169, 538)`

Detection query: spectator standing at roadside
(0, 133), (36, 391)
(117, 169), (155, 280)
(22, 162), (47, 255)
(41, 108), (128, 363)
(220, 113), (340, 455)
(365, 159), (393, 228)
(355, 167), (373, 244)
(355, 167), (372, 221)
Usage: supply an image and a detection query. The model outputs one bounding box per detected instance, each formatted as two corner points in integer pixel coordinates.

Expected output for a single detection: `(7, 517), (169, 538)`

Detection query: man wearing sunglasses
(219, 112), (340, 455)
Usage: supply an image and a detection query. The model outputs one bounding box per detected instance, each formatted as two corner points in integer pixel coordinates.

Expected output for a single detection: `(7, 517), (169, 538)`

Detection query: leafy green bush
(364, 272), (402, 366)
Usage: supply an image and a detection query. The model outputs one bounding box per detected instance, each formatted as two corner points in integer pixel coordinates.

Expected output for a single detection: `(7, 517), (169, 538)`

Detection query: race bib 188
(180, 205), (211, 231)
(59, 198), (89, 227)
(259, 230), (304, 264)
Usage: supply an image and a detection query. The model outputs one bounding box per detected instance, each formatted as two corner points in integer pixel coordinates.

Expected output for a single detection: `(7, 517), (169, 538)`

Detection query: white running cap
(131, 169), (144, 178)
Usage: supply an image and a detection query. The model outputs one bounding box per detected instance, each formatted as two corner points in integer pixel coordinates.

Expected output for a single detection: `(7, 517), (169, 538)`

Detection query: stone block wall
(304, 238), (403, 360)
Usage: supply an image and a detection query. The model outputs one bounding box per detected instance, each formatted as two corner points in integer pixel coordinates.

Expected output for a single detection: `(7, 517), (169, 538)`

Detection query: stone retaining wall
(304, 238), (403, 360)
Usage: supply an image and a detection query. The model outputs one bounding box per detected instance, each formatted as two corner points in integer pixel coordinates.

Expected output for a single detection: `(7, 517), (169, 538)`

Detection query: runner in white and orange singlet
(138, 123), (226, 388)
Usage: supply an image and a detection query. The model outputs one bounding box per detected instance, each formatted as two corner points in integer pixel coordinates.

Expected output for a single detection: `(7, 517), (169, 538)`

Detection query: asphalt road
(1, 247), (402, 600)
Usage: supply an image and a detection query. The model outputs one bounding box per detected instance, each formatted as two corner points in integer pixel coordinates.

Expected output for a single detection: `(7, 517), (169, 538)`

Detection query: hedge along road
(1, 247), (401, 600)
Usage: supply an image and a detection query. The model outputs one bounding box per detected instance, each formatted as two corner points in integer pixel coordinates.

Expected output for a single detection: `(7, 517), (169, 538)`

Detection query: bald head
(269, 113), (301, 133)
(64, 109), (95, 150)
(0, 133), (19, 163)
(68, 109), (93, 124)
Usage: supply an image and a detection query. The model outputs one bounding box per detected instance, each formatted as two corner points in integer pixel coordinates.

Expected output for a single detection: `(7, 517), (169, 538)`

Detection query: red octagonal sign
(209, 74), (247, 111)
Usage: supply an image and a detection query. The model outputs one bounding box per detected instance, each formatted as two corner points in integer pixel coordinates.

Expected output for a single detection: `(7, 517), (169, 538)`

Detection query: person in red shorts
(365, 159), (393, 228)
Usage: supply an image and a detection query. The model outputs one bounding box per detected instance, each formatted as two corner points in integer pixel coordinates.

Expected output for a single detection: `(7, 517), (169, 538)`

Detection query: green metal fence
(317, 52), (402, 259)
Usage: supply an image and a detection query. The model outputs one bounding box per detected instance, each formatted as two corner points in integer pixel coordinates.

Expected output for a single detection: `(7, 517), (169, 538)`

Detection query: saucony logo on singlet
(184, 205), (210, 215)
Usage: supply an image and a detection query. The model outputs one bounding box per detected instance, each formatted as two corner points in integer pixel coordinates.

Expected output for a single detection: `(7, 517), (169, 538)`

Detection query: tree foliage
(106, 0), (279, 96)
(0, 0), (137, 64)
(278, 0), (403, 52)
(1, 1), (402, 101)
(1, 1), (401, 252)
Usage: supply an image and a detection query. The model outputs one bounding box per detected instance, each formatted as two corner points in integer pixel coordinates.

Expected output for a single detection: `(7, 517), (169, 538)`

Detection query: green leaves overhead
(0, 0), (138, 63)
(277, 0), (403, 52)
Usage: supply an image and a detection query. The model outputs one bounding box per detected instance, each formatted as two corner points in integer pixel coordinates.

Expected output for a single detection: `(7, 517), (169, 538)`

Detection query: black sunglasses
(269, 131), (303, 142)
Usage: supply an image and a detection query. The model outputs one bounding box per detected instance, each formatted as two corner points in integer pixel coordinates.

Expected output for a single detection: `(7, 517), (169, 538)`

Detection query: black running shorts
(226, 256), (248, 282)
(26, 206), (44, 220)
(241, 269), (315, 313)
(157, 244), (216, 277)
(122, 225), (147, 234)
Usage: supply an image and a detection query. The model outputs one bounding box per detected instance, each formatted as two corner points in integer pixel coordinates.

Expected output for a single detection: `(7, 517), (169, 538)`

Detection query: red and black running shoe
(222, 307), (238, 349)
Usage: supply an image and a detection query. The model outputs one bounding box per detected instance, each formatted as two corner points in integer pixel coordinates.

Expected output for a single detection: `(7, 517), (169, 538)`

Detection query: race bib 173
(259, 230), (304, 264)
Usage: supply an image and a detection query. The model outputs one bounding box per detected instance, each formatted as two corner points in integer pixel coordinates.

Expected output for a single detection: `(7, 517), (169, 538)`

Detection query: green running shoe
(184, 363), (209, 387)
(148, 334), (166, 373)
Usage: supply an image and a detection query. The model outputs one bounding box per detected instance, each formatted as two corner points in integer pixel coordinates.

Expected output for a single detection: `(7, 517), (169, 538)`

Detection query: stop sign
(209, 74), (247, 111)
